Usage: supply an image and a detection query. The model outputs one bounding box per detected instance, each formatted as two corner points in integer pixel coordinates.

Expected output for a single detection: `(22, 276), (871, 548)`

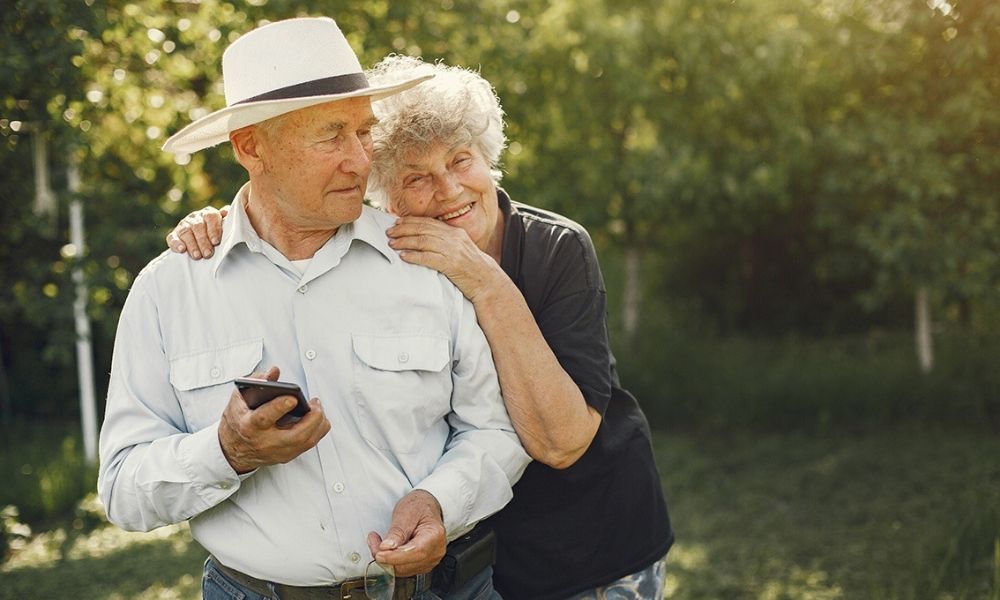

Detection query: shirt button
(218, 482), (231, 490)
(210, 367), (221, 378)
(297, 285), (308, 294)
(349, 552), (361, 563)
(333, 482), (345, 493)
(305, 349), (317, 360)
(398, 352), (409, 363)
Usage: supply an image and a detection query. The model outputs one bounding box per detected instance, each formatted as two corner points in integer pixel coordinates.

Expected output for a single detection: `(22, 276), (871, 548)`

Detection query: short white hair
(365, 55), (507, 209)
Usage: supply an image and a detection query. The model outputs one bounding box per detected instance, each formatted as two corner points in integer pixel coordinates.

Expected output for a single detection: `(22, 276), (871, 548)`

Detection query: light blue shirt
(98, 186), (529, 585)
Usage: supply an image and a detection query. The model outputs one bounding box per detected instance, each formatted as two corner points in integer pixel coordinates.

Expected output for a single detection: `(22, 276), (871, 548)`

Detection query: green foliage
(0, 0), (101, 123)
(616, 328), (1000, 433)
(815, 0), (1000, 316)
(0, 421), (97, 523)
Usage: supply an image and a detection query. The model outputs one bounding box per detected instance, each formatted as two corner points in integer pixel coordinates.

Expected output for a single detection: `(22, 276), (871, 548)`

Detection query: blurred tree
(508, 0), (881, 338)
(0, 0), (104, 418)
(494, 0), (680, 344)
(814, 0), (1000, 370)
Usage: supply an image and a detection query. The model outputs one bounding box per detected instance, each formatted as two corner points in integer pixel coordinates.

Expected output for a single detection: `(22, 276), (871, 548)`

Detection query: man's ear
(230, 126), (264, 174)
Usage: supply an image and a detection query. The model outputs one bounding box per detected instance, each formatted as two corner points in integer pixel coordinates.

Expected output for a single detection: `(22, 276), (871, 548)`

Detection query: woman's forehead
(399, 142), (480, 169)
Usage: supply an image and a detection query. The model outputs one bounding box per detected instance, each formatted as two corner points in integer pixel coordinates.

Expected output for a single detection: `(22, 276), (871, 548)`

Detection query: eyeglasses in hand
(364, 559), (395, 600)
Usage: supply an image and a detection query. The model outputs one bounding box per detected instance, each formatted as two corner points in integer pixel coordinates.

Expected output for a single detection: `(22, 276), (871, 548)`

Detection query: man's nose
(339, 133), (372, 175)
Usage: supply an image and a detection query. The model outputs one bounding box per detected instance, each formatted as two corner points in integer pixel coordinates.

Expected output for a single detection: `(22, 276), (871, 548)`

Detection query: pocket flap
(352, 334), (450, 372)
(169, 338), (264, 391)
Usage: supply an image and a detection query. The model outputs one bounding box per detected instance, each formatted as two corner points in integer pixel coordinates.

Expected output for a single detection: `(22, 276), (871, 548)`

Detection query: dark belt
(209, 557), (430, 600)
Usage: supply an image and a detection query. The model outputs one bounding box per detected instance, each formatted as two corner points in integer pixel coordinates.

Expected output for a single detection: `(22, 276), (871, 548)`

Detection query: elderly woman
(168, 56), (673, 600)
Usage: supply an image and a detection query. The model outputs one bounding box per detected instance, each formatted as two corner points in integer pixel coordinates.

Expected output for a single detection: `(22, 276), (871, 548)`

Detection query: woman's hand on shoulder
(166, 206), (229, 259)
(386, 216), (505, 303)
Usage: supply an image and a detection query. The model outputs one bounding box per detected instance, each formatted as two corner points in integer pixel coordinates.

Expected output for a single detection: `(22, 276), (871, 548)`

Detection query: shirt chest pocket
(352, 333), (452, 454)
(168, 338), (264, 432)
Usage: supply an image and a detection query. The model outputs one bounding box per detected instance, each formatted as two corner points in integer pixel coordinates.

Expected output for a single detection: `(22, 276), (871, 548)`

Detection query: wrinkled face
(253, 97), (377, 231)
(388, 142), (500, 253)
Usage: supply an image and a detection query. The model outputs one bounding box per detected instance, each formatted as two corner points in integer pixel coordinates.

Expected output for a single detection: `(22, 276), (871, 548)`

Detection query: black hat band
(234, 72), (371, 105)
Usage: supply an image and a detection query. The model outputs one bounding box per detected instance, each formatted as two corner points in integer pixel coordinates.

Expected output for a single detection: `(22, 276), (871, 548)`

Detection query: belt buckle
(339, 576), (367, 599)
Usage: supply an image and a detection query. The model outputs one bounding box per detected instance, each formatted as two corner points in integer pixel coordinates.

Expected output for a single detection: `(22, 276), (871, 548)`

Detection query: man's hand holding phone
(217, 366), (331, 474)
(235, 376), (311, 426)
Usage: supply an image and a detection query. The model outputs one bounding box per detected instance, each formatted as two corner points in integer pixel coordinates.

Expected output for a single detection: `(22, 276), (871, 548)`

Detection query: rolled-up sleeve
(97, 281), (240, 532)
(415, 290), (530, 537)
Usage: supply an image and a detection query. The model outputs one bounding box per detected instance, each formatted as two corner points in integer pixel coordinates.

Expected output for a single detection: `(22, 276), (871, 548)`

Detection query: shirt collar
(212, 183), (262, 277)
(351, 205), (397, 264)
(213, 185), (395, 277)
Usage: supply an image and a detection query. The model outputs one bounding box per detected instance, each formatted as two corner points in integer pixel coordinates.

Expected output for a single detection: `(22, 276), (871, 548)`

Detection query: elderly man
(97, 17), (528, 600)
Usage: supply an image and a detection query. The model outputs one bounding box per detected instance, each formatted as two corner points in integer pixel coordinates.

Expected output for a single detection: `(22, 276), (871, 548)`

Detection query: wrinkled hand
(166, 206), (229, 259)
(218, 366), (331, 474)
(386, 217), (504, 303)
(366, 490), (447, 577)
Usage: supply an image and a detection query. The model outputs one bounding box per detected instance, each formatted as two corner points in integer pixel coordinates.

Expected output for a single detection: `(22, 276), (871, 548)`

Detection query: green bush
(618, 331), (1000, 433)
(0, 420), (98, 524)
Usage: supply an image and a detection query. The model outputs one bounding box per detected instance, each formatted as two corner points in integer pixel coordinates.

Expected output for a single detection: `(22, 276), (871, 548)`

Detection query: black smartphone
(234, 377), (310, 426)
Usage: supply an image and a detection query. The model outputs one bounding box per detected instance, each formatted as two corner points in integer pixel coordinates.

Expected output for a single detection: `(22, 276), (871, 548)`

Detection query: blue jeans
(203, 556), (497, 600)
(203, 558), (271, 600)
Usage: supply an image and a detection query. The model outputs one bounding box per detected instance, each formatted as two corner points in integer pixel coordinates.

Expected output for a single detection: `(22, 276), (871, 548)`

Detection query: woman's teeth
(438, 204), (472, 220)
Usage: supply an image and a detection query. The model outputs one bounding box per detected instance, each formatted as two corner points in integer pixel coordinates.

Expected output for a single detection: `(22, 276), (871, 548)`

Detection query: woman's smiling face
(387, 142), (501, 254)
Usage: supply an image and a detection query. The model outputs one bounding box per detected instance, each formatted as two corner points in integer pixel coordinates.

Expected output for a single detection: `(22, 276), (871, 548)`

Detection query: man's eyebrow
(317, 116), (378, 134)
(317, 121), (346, 135)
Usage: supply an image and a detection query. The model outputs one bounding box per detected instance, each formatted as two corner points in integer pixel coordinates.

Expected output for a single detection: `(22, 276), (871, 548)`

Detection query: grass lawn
(657, 429), (1000, 599)
(2, 429), (998, 599)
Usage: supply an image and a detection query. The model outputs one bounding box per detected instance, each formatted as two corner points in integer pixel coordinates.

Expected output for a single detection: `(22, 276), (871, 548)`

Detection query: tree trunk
(31, 126), (57, 234)
(915, 286), (934, 373)
(622, 245), (641, 347)
(68, 162), (99, 464)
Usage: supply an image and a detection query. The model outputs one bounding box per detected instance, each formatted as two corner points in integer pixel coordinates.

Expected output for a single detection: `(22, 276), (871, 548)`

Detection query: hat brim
(162, 74), (432, 154)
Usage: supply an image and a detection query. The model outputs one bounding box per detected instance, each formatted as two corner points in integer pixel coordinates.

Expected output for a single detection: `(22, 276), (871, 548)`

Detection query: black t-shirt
(484, 190), (674, 600)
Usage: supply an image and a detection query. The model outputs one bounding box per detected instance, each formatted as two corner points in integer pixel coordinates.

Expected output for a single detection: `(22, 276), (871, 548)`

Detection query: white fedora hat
(162, 17), (431, 154)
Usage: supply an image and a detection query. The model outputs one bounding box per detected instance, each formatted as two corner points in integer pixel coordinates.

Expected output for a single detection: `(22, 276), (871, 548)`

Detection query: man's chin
(336, 201), (364, 225)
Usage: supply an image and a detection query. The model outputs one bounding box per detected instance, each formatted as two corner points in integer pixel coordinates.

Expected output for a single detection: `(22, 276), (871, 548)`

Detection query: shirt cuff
(177, 422), (242, 496)
(414, 473), (471, 538)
